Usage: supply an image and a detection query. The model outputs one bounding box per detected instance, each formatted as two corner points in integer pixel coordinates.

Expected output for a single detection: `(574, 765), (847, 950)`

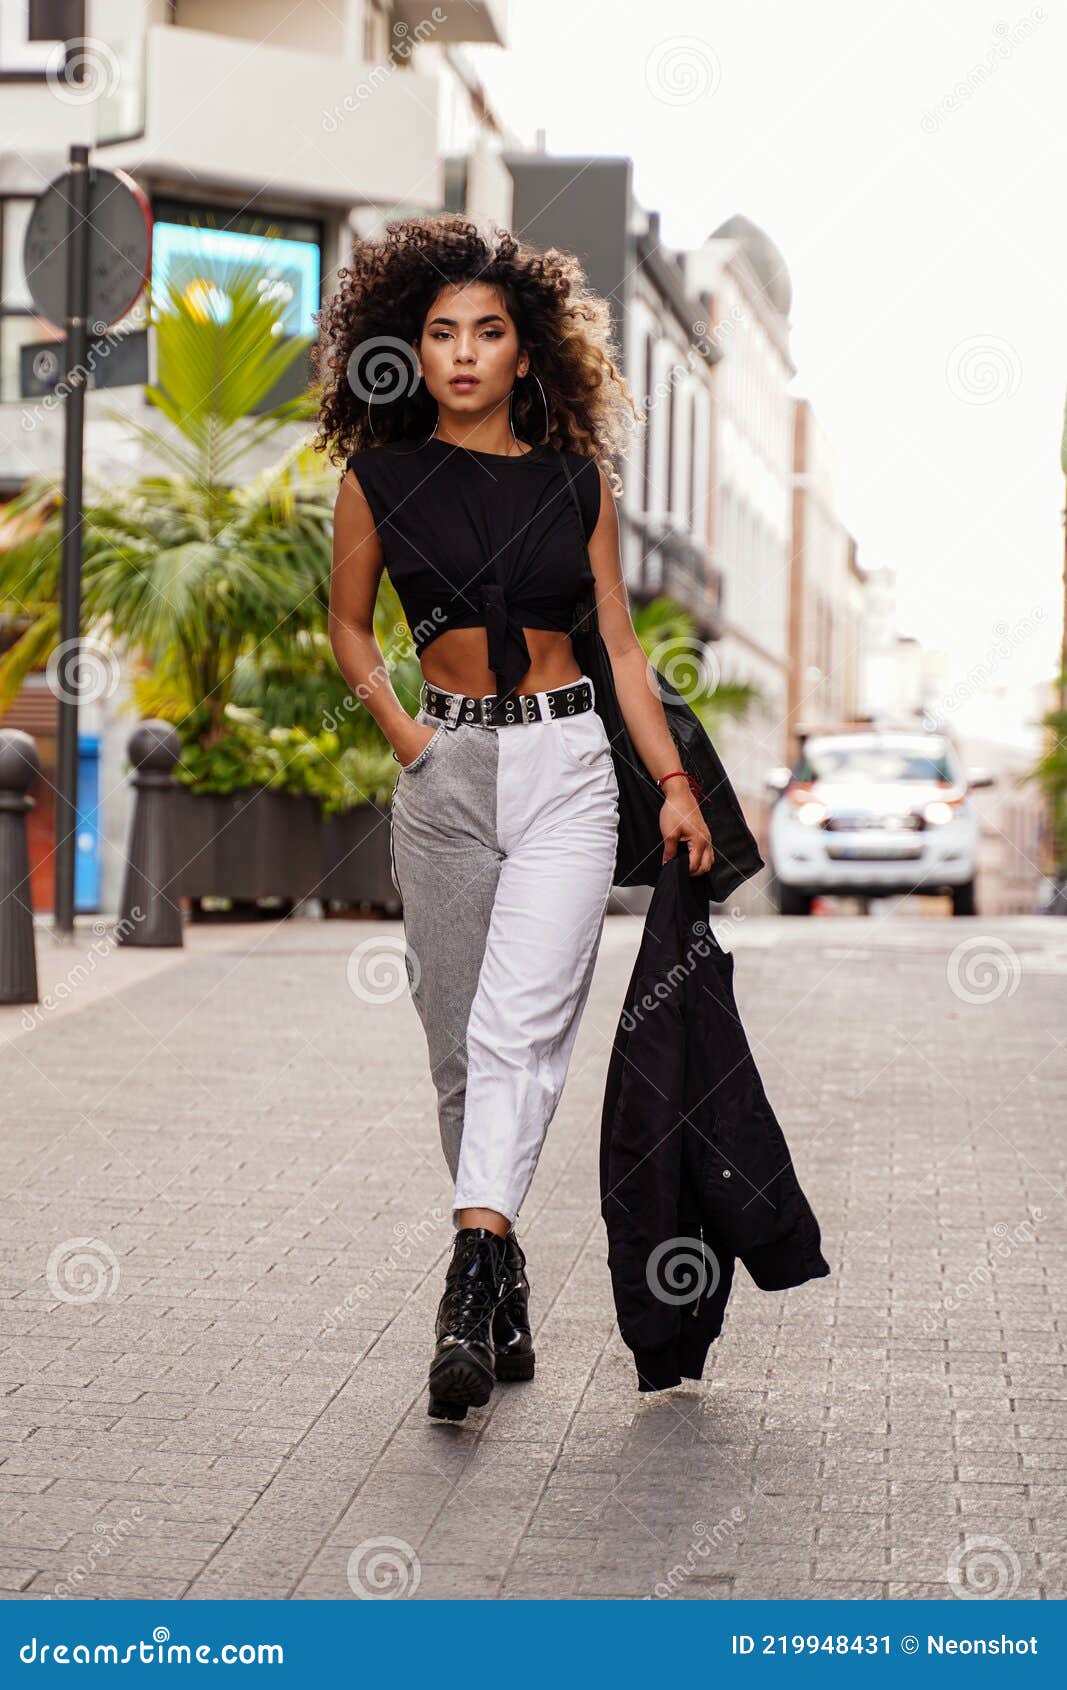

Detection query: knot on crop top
(478, 580), (520, 698)
(344, 440), (601, 699)
(470, 572), (596, 699)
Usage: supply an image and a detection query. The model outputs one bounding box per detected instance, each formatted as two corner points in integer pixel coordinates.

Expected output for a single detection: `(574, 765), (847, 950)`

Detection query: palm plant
(0, 256), (333, 749)
(630, 595), (760, 731)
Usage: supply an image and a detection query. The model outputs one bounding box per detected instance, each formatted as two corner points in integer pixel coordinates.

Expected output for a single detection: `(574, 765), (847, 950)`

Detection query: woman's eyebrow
(426, 313), (508, 327)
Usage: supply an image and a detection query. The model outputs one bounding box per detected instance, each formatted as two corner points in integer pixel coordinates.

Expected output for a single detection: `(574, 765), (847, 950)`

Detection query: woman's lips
(449, 376), (480, 389)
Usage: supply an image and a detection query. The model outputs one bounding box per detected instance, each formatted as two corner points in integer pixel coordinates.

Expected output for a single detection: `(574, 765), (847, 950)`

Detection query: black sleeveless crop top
(344, 437), (601, 699)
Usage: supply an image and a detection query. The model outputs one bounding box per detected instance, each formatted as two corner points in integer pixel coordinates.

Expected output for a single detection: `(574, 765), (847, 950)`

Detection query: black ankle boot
(428, 1227), (508, 1421)
(492, 1228), (535, 1382)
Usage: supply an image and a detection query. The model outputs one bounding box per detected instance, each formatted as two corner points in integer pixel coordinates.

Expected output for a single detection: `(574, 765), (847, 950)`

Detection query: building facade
(1, 0), (515, 486)
(788, 396), (865, 758)
(680, 216), (798, 871)
(507, 153), (721, 643)
(0, 0), (514, 913)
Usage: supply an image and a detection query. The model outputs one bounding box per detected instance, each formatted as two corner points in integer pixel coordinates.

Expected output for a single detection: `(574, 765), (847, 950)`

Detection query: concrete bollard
(0, 729), (41, 1004)
(119, 720), (184, 948)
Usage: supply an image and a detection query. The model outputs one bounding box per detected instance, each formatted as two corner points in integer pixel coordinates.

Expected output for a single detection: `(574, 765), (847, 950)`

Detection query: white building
(1, 0), (514, 488)
(680, 217), (797, 864)
(789, 397), (864, 749)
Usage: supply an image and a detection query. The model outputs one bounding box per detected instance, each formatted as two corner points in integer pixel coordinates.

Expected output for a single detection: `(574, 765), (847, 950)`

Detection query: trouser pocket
(557, 708), (613, 769)
(398, 721), (448, 776)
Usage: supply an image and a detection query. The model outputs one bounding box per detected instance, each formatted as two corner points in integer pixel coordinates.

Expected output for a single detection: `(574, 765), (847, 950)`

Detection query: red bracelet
(657, 769), (705, 801)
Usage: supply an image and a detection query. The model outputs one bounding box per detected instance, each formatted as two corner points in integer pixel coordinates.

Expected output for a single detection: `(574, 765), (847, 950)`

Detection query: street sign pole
(53, 142), (91, 940)
(23, 158), (151, 937)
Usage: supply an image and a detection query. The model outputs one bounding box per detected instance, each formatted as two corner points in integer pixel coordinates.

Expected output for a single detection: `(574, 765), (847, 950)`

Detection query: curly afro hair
(311, 214), (639, 491)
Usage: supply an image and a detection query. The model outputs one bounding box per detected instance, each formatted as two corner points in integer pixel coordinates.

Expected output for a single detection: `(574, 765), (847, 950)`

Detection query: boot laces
(441, 1239), (503, 1334)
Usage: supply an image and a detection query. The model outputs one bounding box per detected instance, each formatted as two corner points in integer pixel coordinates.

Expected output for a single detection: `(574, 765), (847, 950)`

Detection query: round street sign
(22, 165), (152, 335)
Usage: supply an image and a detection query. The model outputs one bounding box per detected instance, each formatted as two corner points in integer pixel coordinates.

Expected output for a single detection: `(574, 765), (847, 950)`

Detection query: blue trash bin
(75, 732), (101, 913)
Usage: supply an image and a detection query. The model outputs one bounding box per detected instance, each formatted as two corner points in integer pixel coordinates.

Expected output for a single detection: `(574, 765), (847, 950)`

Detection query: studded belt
(421, 676), (595, 729)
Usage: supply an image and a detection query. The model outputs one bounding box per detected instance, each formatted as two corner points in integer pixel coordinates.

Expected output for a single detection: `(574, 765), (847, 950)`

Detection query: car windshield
(796, 741), (955, 783)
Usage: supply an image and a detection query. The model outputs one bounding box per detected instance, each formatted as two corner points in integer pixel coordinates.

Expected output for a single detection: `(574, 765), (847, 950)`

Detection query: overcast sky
(470, 0), (1066, 747)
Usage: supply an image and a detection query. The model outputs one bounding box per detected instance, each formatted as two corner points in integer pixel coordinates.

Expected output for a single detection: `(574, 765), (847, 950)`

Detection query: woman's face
(415, 282), (528, 421)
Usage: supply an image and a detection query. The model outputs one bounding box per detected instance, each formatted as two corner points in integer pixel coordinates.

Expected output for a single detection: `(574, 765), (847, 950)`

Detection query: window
(796, 739), (957, 784)
(687, 387), (697, 530)
(0, 197), (56, 403)
(641, 332), (654, 511)
(149, 197), (324, 413)
(1, 0), (84, 74)
(666, 373), (677, 519)
(30, 0), (82, 36)
(362, 0), (392, 62)
(442, 156), (468, 213)
(152, 197), (323, 340)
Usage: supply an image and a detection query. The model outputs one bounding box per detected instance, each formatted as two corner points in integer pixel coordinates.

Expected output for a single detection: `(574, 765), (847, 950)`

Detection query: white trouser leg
(452, 695), (619, 1224)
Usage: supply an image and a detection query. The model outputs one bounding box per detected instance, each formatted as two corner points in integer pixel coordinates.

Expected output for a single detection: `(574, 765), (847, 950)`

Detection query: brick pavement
(0, 911), (1064, 1601)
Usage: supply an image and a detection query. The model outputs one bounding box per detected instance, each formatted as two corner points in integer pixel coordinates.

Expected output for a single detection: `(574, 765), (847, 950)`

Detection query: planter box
(320, 802), (399, 910)
(166, 785), (399, 912)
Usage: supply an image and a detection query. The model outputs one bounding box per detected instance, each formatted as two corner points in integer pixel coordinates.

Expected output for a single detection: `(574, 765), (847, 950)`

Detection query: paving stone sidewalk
(1, 911), (1064, 1601)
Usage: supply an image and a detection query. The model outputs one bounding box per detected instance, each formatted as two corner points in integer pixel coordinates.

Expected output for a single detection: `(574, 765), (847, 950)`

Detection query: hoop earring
(511, 370), (551, 446)
(415, 406), (440, 447)
(365, 398), (436, 446)
(366, 386), (437, 449)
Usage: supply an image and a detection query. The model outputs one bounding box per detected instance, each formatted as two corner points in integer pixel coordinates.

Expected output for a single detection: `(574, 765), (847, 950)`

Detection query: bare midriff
(419, 626), (583, 699)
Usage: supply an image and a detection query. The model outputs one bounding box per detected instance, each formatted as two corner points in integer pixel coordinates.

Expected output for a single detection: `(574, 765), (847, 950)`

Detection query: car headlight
(792, 799), (827, 827)
(923, 799), (962, 826)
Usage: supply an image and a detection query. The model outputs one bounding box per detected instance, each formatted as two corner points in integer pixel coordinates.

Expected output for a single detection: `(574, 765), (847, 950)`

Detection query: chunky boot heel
(427, 1226), (507, 1420)
(492, 1228), (536, 1383)
(427, 1394), (469, 1422)
(494, 1350), (536, 1383)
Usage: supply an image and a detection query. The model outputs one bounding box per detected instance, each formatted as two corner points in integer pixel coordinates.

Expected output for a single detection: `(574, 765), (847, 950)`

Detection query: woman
(316, 215), (714, 1422)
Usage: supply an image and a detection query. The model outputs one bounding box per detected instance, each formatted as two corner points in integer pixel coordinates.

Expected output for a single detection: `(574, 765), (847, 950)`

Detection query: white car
(766, 730), (991, 916)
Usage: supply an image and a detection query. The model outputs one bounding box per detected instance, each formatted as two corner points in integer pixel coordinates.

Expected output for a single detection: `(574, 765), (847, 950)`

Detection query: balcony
(625, 513), (724, 639)
(394, 1), (508, 45)
(97, 25), (441, 209)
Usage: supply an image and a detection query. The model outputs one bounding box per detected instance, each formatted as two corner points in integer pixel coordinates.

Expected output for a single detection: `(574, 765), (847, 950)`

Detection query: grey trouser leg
(389, 710), (502, 1184)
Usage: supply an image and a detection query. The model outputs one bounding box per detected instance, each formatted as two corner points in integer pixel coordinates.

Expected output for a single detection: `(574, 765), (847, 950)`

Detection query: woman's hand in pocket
(393, 721), (440, 770)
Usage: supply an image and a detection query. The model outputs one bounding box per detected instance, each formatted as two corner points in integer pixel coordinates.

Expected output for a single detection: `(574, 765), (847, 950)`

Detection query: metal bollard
(119, 720), (184, 948)
(0, 729), (41, 1004)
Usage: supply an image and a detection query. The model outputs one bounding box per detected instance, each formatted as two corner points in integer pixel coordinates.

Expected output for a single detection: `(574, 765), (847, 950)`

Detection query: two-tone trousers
(388, 677), (620, 1228)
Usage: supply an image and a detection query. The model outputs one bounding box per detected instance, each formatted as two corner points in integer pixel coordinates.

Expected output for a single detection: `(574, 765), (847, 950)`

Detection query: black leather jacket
(600, 852), (831, 1391)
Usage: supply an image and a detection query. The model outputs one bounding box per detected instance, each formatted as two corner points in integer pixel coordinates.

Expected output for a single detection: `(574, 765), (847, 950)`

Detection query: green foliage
(1023, 669), (1067, 865)
(1021, 400), (1066, 865)
(0, 255), (327, 729)
(630, 595), (762, 730)
(139, 259), (318, 476)
(174, 703), (400, 815)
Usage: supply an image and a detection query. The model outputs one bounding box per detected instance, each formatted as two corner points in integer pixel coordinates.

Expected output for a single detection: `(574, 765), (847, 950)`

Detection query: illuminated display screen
(151, 221), (321, 338)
